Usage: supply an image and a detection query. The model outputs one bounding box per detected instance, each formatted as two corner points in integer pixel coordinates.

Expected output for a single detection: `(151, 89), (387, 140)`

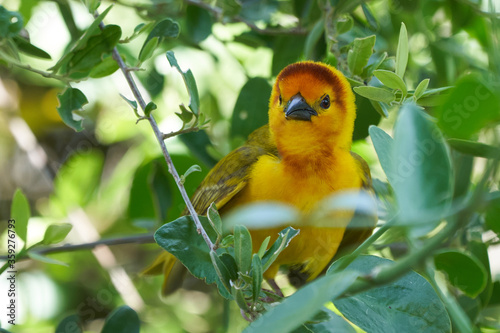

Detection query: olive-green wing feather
(184, 125), (278, 215)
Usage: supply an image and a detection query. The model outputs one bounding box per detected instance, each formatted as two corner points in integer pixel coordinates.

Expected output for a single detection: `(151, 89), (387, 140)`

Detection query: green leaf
(148, 161), (171, 224)
(11, 189), (30, 244)
(251, 253), (263, 303)
(220, 252), (238, 281)
(370, 100), (389, 118)
(486, 197), (500, 235)
(336, 15), (353, 35)
(468, 240), (494, 306)
(304, 18), (324, 60)
(421, 86), (453, 97)
(139, 18), (179, 61)
(434, 250), (488, 298)
(207, 202), (222, 236)
(333, 0), (364, 15)
(272, 35), (307, 77)
(120, 94), (138, 114)
(261, 227), (300, 272)
(49, 5), (113, 73)
(330, 255), (451, 333)
(101, 306), (140, 333)
(244, 270), (359, 333)
(0, 7), (23, 38)
(180, 165), (200, 183)
(27, 252), (68, 266)
(216, 0), (242, 17)
(138, 36), (159, 63)
(447, 139), (500, 158)
(55, 314), (83, 333)
(395, 22), (408, 78)
(13, 36), (51, 59)
(304, 309), (355, 333)
(231, 77), (272, 139)
(257, 236), (271, 259)
(84, 0), (101, 12)
(353, 86), (395, 104)
(413, 78), (430, 101)
(232, 285), (249, 312)
(210, 250), (232, 294)
(67, 24), (121, 74)
(89, 55), (119, 78)
(234, 225), (252, 274)
(179, 130), (218, 168)
(352, 92), (381, 141)
(128, 160), (171, 228)
(361, 3), (378, 30)
(348, 35), (376, 76)
(373, 69), (407, 97)
(221, 234), (234, 248)
(144, 101), (157, 117)
(392, 102), (453, 234)
(436, 73), (500, 139)
(176, 104), (194, 124)
(166, 51), (200, 115)
(361, 52), (387, 78)
(238, 0), (278, 22)
(54, 151), (104, 210)
(185, 5), (212, 43)
(134, 23), (147, 34)
(121, 22), (153, 43)
(42, 223), (72, 245)
(145, 18), (180, 39)
(155, 215), (232, 298)
(57, 88), (88, 132)
(369, 126), (395, 185)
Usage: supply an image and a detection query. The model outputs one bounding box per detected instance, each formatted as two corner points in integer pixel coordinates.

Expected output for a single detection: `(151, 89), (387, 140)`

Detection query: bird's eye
(320, 95), (330, 109)
(279, 95), (282, 105)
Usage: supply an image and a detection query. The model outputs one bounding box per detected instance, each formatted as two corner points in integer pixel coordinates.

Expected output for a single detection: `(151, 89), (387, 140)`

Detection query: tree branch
(0, 50), (73, 83)
(162, 126), (201, 140)
(0, 234), (156, 261)
(99, 21), (215, 251)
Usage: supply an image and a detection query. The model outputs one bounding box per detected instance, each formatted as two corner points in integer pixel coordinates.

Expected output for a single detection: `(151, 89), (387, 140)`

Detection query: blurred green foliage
(0, 0), (499, 332)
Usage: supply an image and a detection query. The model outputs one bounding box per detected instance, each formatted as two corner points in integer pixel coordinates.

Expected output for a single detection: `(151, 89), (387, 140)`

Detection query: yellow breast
(222, 149), (363, 280)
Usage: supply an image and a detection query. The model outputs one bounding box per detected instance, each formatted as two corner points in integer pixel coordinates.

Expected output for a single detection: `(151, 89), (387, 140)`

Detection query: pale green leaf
(395, 22), (408, 78)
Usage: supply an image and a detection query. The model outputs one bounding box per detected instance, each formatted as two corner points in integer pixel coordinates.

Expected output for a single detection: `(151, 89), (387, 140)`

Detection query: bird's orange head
(269, 61), (356, 162)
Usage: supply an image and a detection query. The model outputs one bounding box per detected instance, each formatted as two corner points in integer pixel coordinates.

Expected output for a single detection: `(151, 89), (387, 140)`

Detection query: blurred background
(0, 0), (499, 332)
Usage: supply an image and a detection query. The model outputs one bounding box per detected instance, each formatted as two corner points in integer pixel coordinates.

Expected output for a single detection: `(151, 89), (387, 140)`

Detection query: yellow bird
(144, 61), (375, 294)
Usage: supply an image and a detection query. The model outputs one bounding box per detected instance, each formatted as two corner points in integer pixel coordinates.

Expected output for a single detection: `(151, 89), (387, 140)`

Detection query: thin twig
(0, 51), (73, 83)
(100, 22), (215, 250)
(0, 234), (155, 261)
(162, 126), (200, 140)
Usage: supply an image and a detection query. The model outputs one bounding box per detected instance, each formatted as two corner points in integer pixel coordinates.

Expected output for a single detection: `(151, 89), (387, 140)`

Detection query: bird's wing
(351, 151), (373, 190)
(144, 125), (277, 295)
(184, 125), (278, 215)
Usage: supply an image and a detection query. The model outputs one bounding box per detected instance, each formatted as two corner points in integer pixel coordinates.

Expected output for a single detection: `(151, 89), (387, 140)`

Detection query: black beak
(284, 94), (317, 121)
